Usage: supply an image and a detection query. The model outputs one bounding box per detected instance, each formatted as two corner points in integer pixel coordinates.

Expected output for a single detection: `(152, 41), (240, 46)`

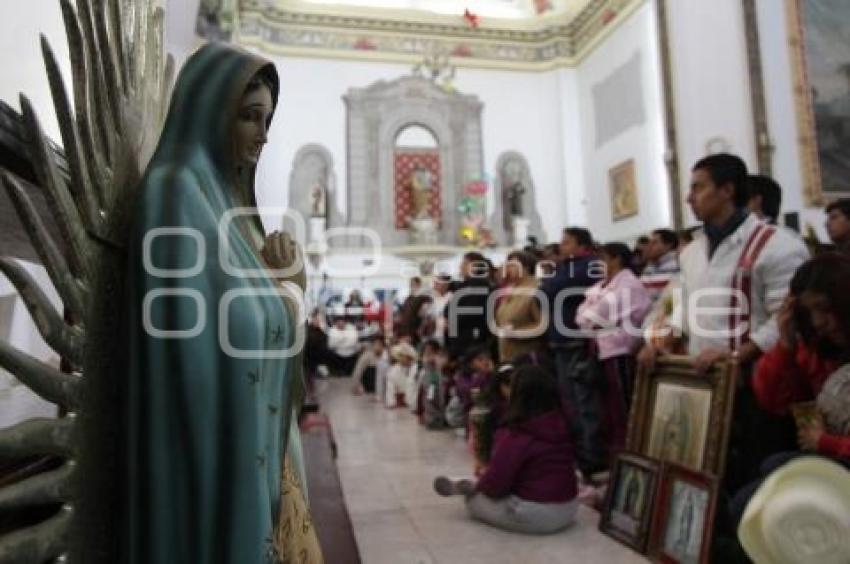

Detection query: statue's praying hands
(262, 231), (306, 291)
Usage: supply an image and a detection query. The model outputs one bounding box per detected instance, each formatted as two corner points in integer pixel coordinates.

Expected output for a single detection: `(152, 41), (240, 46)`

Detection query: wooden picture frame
(786, 0), (850, 205)
(626, 356), (737, 476)
(648, 463), (719, 564)
(609, 159), (639, 221)
(599, 452), (661, 554)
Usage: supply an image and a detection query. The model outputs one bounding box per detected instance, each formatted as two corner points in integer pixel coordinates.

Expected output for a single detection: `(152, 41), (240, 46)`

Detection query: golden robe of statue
(410, 165), (433, 220)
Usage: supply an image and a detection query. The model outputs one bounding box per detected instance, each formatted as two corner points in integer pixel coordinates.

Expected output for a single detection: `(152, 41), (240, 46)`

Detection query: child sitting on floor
(351, 336), (386, 395)
(453, 346), (495, 424)
(373, 338), (392, 403)
(385, 342), (418, 408)
(433, 365), (578, 535)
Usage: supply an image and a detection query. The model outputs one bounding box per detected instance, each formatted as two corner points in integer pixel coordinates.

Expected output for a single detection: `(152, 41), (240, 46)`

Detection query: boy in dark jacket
(445, 252), (494, 361)
(540, 227), (608, 476)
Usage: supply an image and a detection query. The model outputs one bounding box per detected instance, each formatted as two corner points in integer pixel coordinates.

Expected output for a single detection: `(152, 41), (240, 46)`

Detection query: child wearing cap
(385, 342), (418, 408)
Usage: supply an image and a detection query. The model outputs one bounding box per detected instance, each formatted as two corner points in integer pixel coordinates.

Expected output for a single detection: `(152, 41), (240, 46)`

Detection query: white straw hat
(738, 457), (850, 564)
(391, 343), (417, 361)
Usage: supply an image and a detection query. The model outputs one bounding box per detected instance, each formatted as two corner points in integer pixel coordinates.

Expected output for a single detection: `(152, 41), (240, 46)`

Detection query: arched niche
(393, 123), (442, 230)
(488, 151), (545, 246)
(344, 75), (484, 246)
(285, 143), (343, 244)
(395, 124), (438, 148)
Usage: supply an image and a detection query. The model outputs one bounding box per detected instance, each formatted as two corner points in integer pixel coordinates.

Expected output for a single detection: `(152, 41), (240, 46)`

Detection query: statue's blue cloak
(124, 43), (303, 563)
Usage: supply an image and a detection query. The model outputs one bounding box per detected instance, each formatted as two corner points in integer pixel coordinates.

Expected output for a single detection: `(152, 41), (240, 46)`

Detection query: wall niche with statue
(343, 74), (484, 247)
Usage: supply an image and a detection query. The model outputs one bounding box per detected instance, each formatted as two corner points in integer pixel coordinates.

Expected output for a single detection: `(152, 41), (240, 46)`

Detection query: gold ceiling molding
(235, 0), (645, 71)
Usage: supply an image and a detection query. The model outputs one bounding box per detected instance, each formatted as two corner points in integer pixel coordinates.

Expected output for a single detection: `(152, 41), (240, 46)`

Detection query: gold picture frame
(626, 356), (737, 477)
(609, 159), (639, 221)
(786, 0), (850, 205)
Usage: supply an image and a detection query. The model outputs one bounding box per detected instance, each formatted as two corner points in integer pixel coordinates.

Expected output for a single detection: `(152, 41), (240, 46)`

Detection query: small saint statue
(505, 181), (525, 217)
(410, 165), (433, 221)
(310, 171), (327, 219)
(502, 159), (526, 233)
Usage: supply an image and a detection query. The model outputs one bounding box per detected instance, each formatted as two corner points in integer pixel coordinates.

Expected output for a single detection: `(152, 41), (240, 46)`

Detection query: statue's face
(233, 83), (273, 169)
(505, 160), (522, 183)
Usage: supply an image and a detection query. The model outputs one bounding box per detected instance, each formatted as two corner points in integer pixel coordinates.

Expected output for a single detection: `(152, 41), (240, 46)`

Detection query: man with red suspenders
(639, 154), (810, 490)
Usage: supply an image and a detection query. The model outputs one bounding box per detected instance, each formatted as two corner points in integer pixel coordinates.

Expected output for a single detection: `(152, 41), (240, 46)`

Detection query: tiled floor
(317, 378), (647, 564)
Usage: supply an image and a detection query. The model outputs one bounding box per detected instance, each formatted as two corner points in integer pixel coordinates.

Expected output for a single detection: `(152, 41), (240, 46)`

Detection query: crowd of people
(306, 153), (850, 558)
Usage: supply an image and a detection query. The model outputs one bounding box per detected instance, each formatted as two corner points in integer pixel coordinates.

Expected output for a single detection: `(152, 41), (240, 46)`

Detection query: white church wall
(665, 0), (758, 227)
(573, 1), (669, 242)
(164, 0), (205, 66)
(557, 67), (588, 229)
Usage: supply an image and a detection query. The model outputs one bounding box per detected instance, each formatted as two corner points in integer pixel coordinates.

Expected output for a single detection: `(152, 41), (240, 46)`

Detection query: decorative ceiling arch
(217, 0), (645, 71)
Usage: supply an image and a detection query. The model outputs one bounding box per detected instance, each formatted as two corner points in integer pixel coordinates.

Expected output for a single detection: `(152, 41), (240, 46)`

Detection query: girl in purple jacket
(434, 365), (579, 534)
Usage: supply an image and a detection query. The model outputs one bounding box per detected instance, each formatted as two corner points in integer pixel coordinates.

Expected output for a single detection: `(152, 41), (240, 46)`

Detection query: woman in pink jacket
(576, 242), (651, 452)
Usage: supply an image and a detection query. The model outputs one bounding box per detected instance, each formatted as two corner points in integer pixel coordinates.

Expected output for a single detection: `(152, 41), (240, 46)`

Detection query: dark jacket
(399, 293), (431, 343)
(476, 410), (577, 503)
(445, 278), (493, 360)
(540, 254), (604, 346)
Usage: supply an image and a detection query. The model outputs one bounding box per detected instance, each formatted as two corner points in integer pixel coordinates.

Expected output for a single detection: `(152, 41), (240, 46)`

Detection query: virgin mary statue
(124, 43), (321, 562)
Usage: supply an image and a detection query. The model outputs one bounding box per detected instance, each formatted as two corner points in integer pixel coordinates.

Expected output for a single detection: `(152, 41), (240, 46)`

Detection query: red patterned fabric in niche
(394, 150), (441, 229)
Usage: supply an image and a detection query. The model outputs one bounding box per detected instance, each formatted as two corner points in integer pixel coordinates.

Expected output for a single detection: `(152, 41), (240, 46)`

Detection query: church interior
(1, 0), (850, 562)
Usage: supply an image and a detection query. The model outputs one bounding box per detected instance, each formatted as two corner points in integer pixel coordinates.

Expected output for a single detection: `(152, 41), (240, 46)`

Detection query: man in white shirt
(326, 316), (361, 376)
(426, 274), (453, 344)
(639, 154), (809, 492)
(746, 174), (782, 225)
(642, 155), (808, 372)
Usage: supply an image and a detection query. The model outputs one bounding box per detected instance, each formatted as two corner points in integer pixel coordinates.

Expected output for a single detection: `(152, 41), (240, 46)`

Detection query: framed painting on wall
(609, 159), (639, 221)
(786, 0), (850, 205)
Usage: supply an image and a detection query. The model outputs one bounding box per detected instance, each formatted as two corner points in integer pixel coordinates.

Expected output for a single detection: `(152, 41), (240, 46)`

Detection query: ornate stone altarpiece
(343, 75), (484, 247)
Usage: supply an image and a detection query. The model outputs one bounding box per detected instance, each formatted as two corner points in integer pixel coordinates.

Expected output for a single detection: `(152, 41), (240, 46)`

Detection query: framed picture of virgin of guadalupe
(626, 356), (737, 476)
(600, 453), (661, 553)
(609, 159), (639, 221)
(648, 463), (719, 564)
(786, 0), (850, 204)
